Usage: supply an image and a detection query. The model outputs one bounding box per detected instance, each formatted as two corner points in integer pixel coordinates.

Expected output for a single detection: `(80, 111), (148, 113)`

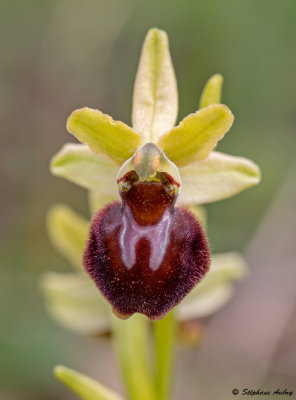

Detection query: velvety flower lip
(42, 202), (248, 333)
(84, 199), (210, 320)
(46, 28), (261, 322)
(83, 160), (210, 318)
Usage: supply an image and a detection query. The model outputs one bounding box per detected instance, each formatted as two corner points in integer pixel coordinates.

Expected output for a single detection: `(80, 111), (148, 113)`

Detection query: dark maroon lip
(83, 171), (210, 320)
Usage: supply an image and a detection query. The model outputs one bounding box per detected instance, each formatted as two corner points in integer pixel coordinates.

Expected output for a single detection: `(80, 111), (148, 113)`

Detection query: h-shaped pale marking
(119, 206), (171, 271)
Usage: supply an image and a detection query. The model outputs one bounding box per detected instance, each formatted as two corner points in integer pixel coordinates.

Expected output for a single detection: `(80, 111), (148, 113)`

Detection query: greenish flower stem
(112, 311), (176, 400)
(153, 311), (176, 400)
(111, 314), (158, 400)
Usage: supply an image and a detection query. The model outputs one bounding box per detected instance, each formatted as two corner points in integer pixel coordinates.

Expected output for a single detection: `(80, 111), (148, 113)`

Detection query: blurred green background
(1, 1), (296, 399)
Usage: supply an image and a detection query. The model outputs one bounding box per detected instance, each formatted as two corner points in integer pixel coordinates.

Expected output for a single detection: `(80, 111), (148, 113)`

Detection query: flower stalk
(112, 314), (157, 400)
(153, 311), (176, 400)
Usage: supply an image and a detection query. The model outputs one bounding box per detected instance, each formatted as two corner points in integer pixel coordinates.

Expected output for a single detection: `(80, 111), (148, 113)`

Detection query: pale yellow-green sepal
(158, 104), (234, 167)
(54, 365), (123, 400)
(50, 143), (119, 199)
(41, 272), (110, 335)
(178, 284), (234, 320)
(47, 205), (88, 270)
(132, 28), (178, 143)
(178, 151), (261, 205)
(192, 252), (247, 296)
(177, 252), (247, 320)
(67, 107), (142, 165)
(199, 73), (223, 109)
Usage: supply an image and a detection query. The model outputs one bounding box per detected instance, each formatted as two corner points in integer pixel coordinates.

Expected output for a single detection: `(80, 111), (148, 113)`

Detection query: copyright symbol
(232, 389), (239, 395)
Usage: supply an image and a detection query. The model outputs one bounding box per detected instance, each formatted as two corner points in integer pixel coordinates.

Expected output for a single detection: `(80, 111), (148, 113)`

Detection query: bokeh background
(1, 1), (296, 399)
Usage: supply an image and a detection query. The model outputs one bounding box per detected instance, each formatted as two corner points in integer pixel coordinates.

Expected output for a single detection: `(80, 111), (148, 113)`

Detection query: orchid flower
(43, 28), (260, 400)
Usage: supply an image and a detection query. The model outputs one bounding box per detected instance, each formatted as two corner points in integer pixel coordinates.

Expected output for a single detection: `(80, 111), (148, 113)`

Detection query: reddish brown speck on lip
(84, 171), (210, 319)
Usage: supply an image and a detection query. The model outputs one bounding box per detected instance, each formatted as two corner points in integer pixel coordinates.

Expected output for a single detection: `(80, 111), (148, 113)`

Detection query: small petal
(199, 73), (223, 109)
(84, 173), (210, 320)
(47, 205), (88, 270)
(54, 365), (123, 400)
(41, 272), (110, 335)
(67, 107), (142, 165)
(177, 252), (247, 320)
(158, 104), (234, 167)
(132, 28), (178, 143)
(50, 143), (119, 197)
(178, 151), (261, 205)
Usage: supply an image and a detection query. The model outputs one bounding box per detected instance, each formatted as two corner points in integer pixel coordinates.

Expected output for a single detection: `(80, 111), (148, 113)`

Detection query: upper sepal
(132, 28), (178, 143)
